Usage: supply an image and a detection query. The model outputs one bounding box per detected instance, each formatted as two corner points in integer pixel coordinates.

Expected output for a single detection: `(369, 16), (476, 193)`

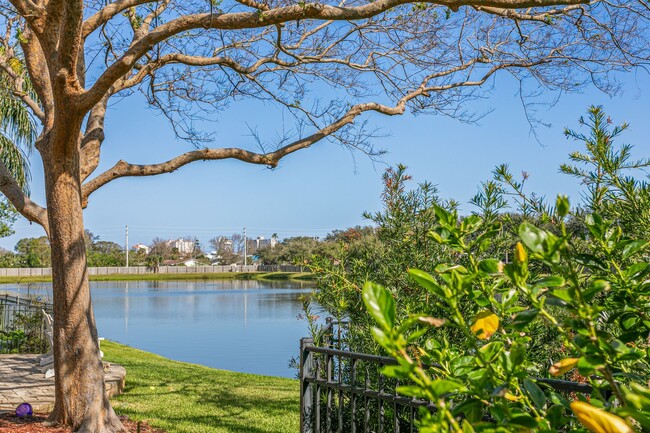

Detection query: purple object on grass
(16, 402), (33, 417)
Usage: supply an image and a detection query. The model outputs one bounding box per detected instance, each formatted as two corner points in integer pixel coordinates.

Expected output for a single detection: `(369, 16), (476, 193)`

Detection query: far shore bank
(0, 271), (315, 284)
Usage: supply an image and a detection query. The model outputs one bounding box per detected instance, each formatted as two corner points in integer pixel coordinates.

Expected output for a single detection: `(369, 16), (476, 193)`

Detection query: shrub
(363, 199), (650, 432)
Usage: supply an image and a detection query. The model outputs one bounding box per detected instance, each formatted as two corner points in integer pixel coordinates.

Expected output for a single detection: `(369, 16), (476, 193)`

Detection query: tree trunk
(41, 123), (125, 433)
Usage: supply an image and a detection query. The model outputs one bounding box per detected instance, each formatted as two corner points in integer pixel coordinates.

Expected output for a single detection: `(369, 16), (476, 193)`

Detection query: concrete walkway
(0, 354), (125, 413)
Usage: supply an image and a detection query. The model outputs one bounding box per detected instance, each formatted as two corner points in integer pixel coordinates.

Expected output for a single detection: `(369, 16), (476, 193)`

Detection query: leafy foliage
(363, 200), (650, 432)
(561, 106), (650, 241)
(352, 108), (650, 431)
(0, 50), (36, 238)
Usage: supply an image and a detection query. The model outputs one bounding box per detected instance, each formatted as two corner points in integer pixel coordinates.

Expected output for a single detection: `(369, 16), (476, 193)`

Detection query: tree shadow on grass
(107, 345), (299, 433)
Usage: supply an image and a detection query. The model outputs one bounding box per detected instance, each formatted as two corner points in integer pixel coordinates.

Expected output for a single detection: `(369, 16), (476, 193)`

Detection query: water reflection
(1, 280), (316, 378)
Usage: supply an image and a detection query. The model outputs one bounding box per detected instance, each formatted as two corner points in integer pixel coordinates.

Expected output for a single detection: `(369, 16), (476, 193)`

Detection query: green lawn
(102, 341), (300, 433)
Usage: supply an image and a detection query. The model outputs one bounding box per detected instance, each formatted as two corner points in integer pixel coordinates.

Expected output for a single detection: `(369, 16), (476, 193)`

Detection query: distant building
(132, 243), (150, 254)
(246, 235), (278, 254)
(168, 239), (195, 255)
(218, 238), (233, 252)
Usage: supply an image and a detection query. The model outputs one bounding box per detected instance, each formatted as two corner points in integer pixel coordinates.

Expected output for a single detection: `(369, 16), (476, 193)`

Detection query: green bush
(363, 201), (650, 432)
(0, 310), (48, 353)
(354, 106), (650, 432)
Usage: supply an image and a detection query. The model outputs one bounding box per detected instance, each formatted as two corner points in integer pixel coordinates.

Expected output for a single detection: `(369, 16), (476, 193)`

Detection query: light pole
(243, 227), (247, 267)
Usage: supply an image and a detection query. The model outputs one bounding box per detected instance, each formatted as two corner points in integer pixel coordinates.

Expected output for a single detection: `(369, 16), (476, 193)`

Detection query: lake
(2, 279), (317, 378)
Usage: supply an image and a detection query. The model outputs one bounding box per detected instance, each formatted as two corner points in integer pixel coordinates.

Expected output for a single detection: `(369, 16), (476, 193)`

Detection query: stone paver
(0, 354), (126, 413)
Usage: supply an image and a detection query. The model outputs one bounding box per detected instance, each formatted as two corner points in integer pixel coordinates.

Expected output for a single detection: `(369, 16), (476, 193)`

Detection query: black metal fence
(0, 294), (52, 354)
(299, 319), (594, 433)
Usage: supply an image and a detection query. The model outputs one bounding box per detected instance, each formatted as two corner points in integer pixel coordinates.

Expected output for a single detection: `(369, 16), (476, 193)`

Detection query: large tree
(0, 0), (647, 431)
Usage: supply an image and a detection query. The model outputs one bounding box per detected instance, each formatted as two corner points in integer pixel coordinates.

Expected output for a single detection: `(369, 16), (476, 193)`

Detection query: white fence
(0, 264), (307, 277)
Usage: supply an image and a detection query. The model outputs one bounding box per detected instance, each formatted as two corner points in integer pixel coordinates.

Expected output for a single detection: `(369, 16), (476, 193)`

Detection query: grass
(102, 341), (300, 433)
(0, 272), (315, 284)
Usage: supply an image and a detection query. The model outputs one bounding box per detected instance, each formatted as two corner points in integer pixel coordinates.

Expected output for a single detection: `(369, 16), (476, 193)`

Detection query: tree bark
(41, 121), (125, 433)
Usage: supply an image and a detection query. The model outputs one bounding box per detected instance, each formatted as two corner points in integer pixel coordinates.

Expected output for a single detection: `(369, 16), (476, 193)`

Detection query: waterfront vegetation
(103, 341), (299, 433)
(309, 107), (650, 431)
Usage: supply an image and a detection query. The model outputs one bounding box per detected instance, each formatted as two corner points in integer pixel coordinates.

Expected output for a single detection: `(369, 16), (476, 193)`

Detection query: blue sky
(1, 70), (648, 252)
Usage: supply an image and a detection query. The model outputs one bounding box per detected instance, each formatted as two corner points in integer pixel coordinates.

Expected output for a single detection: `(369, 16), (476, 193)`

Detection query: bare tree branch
(81, 57), (540, 204)
(82, 0), (157, 38)
(0, 160), (49, 235)
(7, 0), (40, 18)
(80, 93), (109, 181)
(81, 0), (591, 110)
(55, 0), (84, 80)
(21, 27), (53, 124)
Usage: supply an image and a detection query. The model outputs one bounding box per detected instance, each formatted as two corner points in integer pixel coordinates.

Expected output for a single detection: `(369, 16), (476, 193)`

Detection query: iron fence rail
(0, 294), (52, 354)
(299, 319), (594, 433)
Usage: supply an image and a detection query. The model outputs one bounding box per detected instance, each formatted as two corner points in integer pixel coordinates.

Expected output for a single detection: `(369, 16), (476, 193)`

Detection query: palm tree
(0, 56), (37, 236)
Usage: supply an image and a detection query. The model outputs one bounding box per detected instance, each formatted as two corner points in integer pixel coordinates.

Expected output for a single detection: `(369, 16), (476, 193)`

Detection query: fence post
(300, 337), (315, 433)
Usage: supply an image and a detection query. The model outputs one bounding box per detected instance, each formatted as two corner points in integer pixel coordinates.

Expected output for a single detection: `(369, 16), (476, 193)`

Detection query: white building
(246, 235), (278, 254)
(168, 239), (195, 255)
(132, 243), (150, 254)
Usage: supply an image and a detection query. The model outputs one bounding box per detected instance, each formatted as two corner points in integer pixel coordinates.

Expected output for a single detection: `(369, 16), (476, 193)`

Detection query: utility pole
(243, 227), (247, 267)
(125, 225), (129, 268)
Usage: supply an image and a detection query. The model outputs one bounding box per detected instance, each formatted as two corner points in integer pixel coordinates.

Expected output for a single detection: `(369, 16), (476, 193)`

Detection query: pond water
(1, 279), (317, 378)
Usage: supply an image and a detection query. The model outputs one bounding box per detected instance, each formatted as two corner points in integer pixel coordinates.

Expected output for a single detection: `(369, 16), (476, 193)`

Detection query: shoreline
(0, 271), (315, 284)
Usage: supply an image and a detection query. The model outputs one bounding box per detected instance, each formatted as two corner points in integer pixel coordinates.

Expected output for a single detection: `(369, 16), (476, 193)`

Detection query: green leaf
(430, 379), (466, 397)
(396, 385), (428, 398)
(511, 309), (539, 330)
(533, 276), (565, 288)
(519, 222), (546, 254)
(408, 268), (447, 299)
(625, 263), (650, 280)
(478, 259), (501, 274)
(451, 356), (476, 376)
(509, 413), (538, 428)
(370, 327), (392, 349)
(574, 254), (608, 271)
(508, 344), (525, 369)
(577, 355), (605, 375)
(453, 399), (483, 423)
(583, 280), (609, 302)
(585, 214), (604, 239)
(547, 404), (567, 429)
(621, 240), (649, 260)
(478, 341), (504, 363)
(434, 204), (454, 226)
(523, 379), (546, 409)
(428, 229), (445, 244)
(362, 282), (395, 331)
(550, 287), (574, 302)
(406, 327), (430, 343)
(617, 408), (650, 431)
(397, 315), (421, 333)
(555, 195), (570, 218)
(381, 365), (411, 379)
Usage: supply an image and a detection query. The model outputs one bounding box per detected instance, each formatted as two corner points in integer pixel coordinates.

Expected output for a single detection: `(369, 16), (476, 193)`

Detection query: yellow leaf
(570, 401), (634, 433)
(471, 310), (499, 340)
(504, 392), (521, 401)
(514, 242), (527, 263)
(549, 358), (579, 377)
